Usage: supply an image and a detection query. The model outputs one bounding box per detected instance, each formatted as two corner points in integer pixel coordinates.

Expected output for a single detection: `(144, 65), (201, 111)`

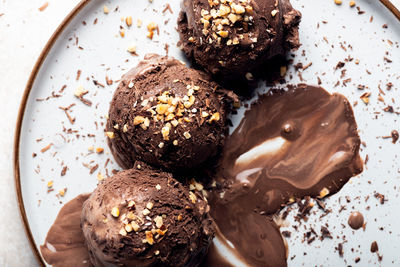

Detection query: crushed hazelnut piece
(47, 180), (53, 188)
(106, 131), (115, 139)
(131, 221), (140, 232)
(144, 231), (154, 245)
(142, 208), (151, 216)
(58, 188), (66, 197)
(154, 250), (160, 255)
(127, 45), (137, 53)
(119, 29), (125, 38)
(173, 140), (178, 146)
(271, 9), (279, 17)
(146, 202), (154, 210)
(183, 131), (191, 139)
(245, 72), (254, 80)
(177, 214), (183, 221)
(126, 16), (133, 27)
(74, 85), (88, 97)
(158, 142), (164, 148)
(334, 0), (342, 4)
(96, 147), (104, 154)
(103, 5), (110, 14)
(119, 228), (127, 236)
(319, 187), (330, 198)
(156, 184), (161, 190)
(349, 0), (356, 7)
(123, 124), (129, 133)
(128, 81), (134, 88)
(128, 200), (136, 208)
(209, 112), (220, 123)
(111, 207), (120, 218)
(125, 223), (133, 232)
(134, 116), (145, 125)
(154, 216), (163, 228)
(97, 172), (105, 181)
(189, 191), (197, 203)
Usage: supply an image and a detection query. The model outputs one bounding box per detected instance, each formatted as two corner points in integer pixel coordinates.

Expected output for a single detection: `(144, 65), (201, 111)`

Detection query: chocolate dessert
(106, 54), (236, 172)
(206, 84), (363, 266)
(178, 0), (301, 79)
(80, 167), (214, 267)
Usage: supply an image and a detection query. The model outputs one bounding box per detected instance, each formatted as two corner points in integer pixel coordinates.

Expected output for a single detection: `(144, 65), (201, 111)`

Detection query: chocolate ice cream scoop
(81, 167), (214, 267)
(178, 0), (301, 79)
(106, 54), (236, 172)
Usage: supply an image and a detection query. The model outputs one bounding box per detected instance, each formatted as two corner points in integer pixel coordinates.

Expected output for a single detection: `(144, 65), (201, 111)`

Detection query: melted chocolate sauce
(207, 84), (363, 266)
(40, 194), (92, 267)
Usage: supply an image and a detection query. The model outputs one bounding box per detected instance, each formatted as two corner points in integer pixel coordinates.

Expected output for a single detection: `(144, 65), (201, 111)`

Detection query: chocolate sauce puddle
(206, 84), (363, 266)
(40, 194), (92, 267)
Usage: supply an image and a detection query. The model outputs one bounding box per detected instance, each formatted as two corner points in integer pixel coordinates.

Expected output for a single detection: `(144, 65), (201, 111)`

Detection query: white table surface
(0, 1), (80, 266)
(1, 1), (400, 267)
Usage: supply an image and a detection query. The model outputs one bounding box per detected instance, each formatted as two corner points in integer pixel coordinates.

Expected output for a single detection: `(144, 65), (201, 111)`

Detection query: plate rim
(12, 0), (400, 266)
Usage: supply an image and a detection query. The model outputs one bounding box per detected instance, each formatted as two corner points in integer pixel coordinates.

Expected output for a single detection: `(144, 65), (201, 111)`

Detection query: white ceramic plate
(15, 0), (400, 266)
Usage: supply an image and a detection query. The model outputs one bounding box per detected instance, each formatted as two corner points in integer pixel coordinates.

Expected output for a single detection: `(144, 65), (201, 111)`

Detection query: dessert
(106, 54), (236, 172)
(205, 84), (363, 266)
(81, 167), (214, 267)
(178, 0), (301, 79)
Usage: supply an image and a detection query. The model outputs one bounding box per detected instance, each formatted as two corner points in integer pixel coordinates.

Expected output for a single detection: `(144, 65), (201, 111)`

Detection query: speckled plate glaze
(14, 0), (400, 266)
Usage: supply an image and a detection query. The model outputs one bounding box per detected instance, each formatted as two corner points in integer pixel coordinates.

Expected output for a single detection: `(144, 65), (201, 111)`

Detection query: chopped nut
(142, 208), (151, 216)
(119, 228), (127, 236)
(158, 142), (164, 148)
(125, 223), (133, 232)
(162, 124), (171, 140)
(154, 250), (160, 255)
(58, 188), (66, 197)
(189, 191), (197, 203)
(245, 72), (254, 80)
(360, 92), (371, 104)
(173, 140), (178, 146)
(47, 180), (53, 188)
(111, 207), (120, 218)
(271, 9), (279, 17)
(156, 104), (169, 115)
(126, 16), (133, 27)
(209, 112), (220, 123)
(96, 147), (104, 154)
(106, 131), (115, 139)
(142, 118), (150, 130)
(123, 124), (129, 133)
(217, 30), (229, 38)
(127, 45), (137, 53)
(231, 3), (245, 14)
(177, 214), (183, 221)
(156, 184), (161, 190)
(128, 200), (136, 208)
(134, 116), (145, 125)
(147, 22), (158, 31)
(319, 187), (330, 198)
(349, 0), (356, 7)
(144, 231), (154, 245)
(128, 81), (134, 88)
(74, 85), (88, 97)
(146, 202), (154, 210)
(334, 0), (342, 4)
(97, 172), (105, 181)
(183, 131), (191, 139)
(131, 221), (140, 232)
(201, 111), (209, 118)
(154, 216), (163, 228)
(103, 5), (110, 14)
(119, 29), (125, 38)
